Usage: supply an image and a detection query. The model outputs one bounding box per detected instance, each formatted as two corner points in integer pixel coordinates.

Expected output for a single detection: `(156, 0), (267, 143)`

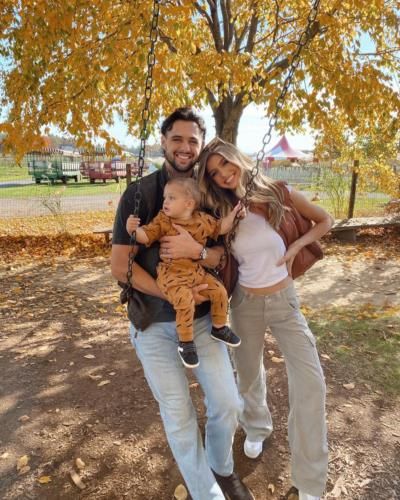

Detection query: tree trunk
(211, 97), (246, 145)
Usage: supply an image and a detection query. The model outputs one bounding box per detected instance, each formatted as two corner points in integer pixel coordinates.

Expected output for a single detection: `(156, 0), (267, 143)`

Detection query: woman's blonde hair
(197, 137), (285, 229)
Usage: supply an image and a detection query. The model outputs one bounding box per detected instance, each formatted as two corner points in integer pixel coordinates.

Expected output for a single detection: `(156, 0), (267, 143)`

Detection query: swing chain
(227, 0), (321, 249)
(127, 0), (160, 289)
(133, 0), (161, 218)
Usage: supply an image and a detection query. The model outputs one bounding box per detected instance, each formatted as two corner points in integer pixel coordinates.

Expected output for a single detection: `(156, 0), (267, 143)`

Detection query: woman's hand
(276, 242), (301, 277)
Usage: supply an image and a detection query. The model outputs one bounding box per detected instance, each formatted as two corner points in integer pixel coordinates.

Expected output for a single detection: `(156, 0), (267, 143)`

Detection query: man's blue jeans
(130, 314), (242, 500)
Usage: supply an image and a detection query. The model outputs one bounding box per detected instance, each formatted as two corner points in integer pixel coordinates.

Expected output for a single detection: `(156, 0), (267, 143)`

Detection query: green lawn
(0, 179), (129, 198)
(0, 162), (391, 217)
(0, 162), (30, 181)
(316, 195), (390, 217)
(308, 304), (400, 394)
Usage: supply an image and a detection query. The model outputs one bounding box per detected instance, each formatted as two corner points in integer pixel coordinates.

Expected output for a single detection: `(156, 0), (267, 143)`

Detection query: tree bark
(211, 98), (246, 145)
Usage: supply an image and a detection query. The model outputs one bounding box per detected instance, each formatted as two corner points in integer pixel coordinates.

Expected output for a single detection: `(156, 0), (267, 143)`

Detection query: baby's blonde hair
(166, 177), (201, 209)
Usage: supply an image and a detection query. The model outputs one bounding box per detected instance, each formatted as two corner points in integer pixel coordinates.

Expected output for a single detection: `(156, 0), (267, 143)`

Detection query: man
(111, 107), (254, 500)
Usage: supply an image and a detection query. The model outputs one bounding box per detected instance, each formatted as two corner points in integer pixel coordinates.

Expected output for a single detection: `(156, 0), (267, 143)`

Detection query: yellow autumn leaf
(174, 484), (188, 500)
(98, 380), (111, 387)
(16, 455), (29, 470)
(70, 470), (86, 490)
(75, 458), (86, 469)
(38, 476), (52, 484)
(271, 357), (284, 364)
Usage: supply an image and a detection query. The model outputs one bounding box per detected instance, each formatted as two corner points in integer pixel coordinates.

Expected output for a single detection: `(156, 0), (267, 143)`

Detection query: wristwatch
(198, 246), (208, 260)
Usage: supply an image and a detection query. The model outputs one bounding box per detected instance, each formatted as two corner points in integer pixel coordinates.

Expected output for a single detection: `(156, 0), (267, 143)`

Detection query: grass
(0, 181), (391, 217)
(0, 162), (30, 181)
(316, 195), (390, 218)
(306, 304), (400, 395)
(0, 179), (128, 198)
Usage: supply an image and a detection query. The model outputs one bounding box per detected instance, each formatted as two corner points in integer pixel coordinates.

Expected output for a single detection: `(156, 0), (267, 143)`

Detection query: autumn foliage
(1, 1), (399, 154)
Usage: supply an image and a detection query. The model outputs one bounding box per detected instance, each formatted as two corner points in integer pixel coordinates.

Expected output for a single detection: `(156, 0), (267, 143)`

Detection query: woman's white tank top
(231, 209), (289, 288)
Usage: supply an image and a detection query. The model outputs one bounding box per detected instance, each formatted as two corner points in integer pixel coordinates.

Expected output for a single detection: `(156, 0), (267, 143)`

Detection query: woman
(198, 137), (333, 500)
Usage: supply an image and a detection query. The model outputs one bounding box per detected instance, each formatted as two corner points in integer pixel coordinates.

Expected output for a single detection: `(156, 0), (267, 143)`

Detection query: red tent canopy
(264, 135), (308, 163)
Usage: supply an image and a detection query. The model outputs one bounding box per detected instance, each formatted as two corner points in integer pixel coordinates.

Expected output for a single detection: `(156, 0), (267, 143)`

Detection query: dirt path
(0, 245), (399, 499)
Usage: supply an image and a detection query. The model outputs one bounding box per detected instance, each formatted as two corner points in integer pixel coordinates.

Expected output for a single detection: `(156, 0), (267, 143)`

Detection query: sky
(106, 103), (315, 155)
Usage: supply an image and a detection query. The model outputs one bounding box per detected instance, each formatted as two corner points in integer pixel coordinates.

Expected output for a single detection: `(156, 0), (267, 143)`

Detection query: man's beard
(163, 150), (197, 174)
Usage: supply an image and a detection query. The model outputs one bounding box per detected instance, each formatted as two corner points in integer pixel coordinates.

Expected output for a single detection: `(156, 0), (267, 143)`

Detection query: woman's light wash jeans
(230, 282), (328, 497)
(130, 314), (242, 500)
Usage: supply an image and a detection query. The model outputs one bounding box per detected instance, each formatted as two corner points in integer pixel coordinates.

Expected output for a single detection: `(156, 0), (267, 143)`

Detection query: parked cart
(27, 149), (82, 184)
(80, 158), (146, 184)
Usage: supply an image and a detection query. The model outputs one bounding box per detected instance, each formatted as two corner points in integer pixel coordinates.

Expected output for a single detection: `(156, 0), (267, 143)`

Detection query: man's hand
(192, 283), (209, 305)
(160, 224), (202, 260)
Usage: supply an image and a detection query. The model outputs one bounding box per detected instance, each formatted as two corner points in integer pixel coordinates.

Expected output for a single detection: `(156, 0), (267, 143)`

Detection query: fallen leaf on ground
(16, 455), (29, 470)
(83, 354), (96, 359)
(18, 466), (31, 475)
(98, 380), (111, 387)
(18, 415), (30, 422)
(343, 383), (355, 390)
(37, 475), (52, 484)
(329, 475), (346, 497)
(75, 458), (85, 469)
(113, 440), (122, 446)
(70, 470), (86, 490)
(1, 452), (9, 459)
(174, 484), (188, 500)
(268, 483), (275, 493)
(321, 354), (331, 360)
(88, 374), (102, 380)
(271, 357), (284, 363)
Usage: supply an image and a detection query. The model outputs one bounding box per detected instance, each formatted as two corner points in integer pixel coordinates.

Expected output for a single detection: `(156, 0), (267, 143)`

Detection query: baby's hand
(126, 215), (141, 235)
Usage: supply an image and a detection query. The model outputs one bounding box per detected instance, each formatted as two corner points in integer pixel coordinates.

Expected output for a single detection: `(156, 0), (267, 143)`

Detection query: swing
(124, 0), (322, 299)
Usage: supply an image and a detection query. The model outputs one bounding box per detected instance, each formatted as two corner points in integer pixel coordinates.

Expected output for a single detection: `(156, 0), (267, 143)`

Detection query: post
(348, 159), (359, 219)
(126, 163), (132, 186)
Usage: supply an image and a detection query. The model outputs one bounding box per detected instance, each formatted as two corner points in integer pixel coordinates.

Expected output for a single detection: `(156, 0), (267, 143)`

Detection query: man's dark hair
(161, 107), (206, 141)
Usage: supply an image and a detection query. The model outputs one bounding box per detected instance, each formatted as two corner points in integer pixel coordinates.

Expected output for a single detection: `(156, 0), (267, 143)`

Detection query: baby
(126, 177), (241, 368)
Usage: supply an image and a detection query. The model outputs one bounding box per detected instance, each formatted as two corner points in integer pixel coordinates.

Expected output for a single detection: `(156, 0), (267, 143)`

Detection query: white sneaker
(243, 438), (263, 459)
(299, 491), (320, 500)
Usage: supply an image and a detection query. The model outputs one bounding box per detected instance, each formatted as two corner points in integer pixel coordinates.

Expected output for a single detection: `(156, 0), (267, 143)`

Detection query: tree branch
(245, 8), (259, 53)
(235, 22), (249, 52)
(357, 47), (400, 57)
(193, 2), (213, 29)
(207, 0), (223, 51)
(220, 0), (234, 50)
(158, 29), (177, 53)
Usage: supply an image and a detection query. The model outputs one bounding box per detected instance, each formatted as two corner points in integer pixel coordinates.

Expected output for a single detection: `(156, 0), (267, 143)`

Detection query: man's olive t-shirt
(112, 165), (210, 326)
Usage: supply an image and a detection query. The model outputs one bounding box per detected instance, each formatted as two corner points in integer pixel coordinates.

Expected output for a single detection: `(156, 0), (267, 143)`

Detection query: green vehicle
(27, 149), (82, 184)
